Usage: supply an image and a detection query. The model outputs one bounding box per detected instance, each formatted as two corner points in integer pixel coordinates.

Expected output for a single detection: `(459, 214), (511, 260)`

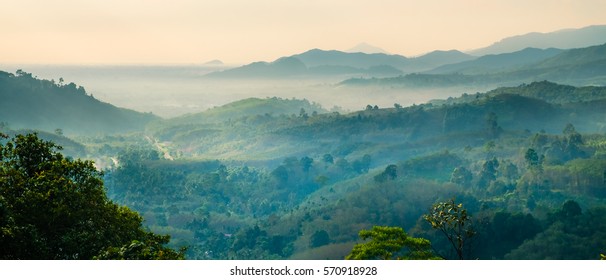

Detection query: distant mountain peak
(203, 59), (224, 65)
(469, 25), (606, 56)
(346, 43), (389, 54)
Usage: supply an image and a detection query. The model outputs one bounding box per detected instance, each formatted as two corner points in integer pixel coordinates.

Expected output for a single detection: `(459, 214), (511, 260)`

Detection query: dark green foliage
(95, 233), (186, 260)
(474, 212), (542, 259)
(485, 112), (502, 139)
(506, 202), (606, 259)
(231, 225), (288, 259)
(310, 230), (330, 248)
(300, 156), (314, 172)
(525, 148), (543, 171)
(478, 158), (500, 189)
(375, 164), (398, 183)
(0, 134), (182, 259)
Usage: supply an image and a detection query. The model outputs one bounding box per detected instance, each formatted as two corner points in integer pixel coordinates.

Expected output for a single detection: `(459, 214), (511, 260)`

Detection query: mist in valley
(2, 21), (606, 261)
(0, 64), (490, 118)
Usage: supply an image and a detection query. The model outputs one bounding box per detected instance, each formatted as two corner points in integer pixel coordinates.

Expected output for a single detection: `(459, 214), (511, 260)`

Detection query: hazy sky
(1, 0), (604, 65)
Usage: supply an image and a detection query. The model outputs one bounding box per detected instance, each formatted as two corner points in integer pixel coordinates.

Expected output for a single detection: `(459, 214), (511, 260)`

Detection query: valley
(2, 25), (606, 260)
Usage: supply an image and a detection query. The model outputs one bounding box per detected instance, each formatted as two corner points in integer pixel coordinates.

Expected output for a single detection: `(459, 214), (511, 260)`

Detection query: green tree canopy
(346, 226), (439, 260)
(0, 133), (184, 259)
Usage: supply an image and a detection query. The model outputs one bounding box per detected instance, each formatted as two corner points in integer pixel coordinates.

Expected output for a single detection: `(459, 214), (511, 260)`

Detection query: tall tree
(424, 198), (475, 259)
(0, 133), (184, 259)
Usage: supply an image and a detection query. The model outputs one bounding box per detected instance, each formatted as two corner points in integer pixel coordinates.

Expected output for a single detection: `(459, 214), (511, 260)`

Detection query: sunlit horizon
(1, 0), (605, 65)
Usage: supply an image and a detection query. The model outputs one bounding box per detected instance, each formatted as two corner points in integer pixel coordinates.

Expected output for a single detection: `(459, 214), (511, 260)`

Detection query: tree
(322, 154), (334, 164)
(485, 112), (501, 139)
(562, 124), (584, 160)
(563, 123), (577, 135)
(450, 166), (472, 186)
(525, 148), (543, 171)
(309, 230), (330, 248)
(346, 226), (439, 260)
(424, 198), (475, 259)
(352, 155), (371, 174)
(95, 233), (185, 260)
(374, 164), (398, 183)
(299, 108), (308, 119)
(0, 133), (184, 259)
(300, 156), (314, 173)
(478, 158), (499, 188)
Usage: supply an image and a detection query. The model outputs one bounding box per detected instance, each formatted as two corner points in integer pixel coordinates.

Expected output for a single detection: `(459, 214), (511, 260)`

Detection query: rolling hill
(0, 70), (159, 135)
(159, 97), (327, 126)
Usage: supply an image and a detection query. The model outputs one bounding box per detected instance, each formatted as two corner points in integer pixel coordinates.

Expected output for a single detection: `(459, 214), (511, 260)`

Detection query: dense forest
(91, 81), (606, 259)
(2, 69), (606, 259)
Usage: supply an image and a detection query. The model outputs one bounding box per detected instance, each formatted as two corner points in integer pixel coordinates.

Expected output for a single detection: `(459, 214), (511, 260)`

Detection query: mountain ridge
(0, 70), (159, 135)
(469, 25), (606, 56)
(206, 49), (474, 79)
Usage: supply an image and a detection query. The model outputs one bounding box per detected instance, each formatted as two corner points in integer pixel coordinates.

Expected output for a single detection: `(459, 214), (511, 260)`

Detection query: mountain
(533, 43), (606, 68)
(159, 97), (327, 127)
(0, 70), (159, 135)
(205, 57), (308, 78)
(343, 43), (606, 88)
(295, 49), (473, 72)
(428, 48), (564, 74)
(203, 59), (225, 66)
(469, 25), (606, 56)
(430, 81), (606, 107)
(346, 43), (389, 54)
(206, 49), (474, 79)
(410, 50), (475, 72)
(510, 43), (606, 84)
(292, 49), (409, 69)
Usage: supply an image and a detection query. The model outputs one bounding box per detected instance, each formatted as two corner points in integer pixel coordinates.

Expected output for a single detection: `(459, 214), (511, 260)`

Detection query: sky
(1, 0), (605, 65)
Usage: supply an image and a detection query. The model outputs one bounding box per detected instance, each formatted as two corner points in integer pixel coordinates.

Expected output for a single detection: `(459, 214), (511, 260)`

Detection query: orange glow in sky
(1, 0), (604, 64)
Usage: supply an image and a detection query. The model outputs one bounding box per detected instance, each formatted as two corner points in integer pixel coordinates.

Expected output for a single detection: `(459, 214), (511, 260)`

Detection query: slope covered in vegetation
(89, 81), (606, 260)
(0, 70), (158, 135)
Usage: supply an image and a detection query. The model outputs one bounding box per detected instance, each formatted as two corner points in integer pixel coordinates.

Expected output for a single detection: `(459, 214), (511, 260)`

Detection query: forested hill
(104, 80), (606, 260)
(163, 97), (327, 126)
(431, 81), (606, 106)
(146, 81), (606, 165)
(0, 70), (158, 135)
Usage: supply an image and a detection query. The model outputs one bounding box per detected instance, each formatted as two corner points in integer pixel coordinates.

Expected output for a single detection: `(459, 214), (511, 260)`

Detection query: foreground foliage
(0, 133), (183, 259)
(424, 198), (475, 260)
(346, 226), (439, 260)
